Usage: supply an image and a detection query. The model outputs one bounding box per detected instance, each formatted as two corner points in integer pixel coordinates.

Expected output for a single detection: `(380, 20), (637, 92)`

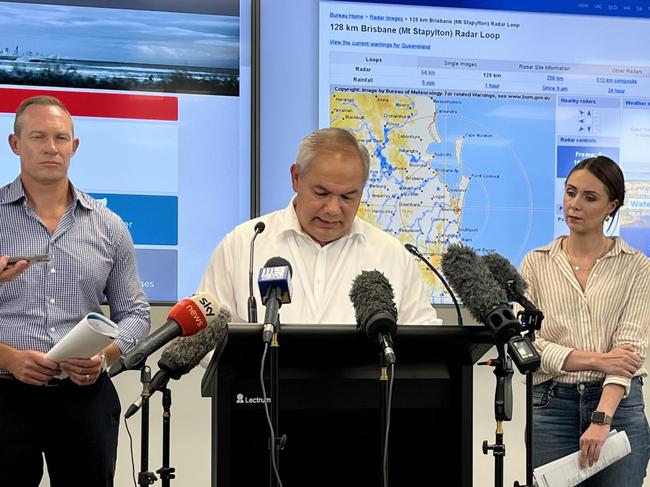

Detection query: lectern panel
(202, 324), (493, 487)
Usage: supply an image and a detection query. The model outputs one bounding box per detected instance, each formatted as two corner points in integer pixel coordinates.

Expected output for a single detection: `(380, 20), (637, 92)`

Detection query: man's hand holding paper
(46, 313), (119, 382)
(2, 349), (59, 386)
(60, 354), (104, 386)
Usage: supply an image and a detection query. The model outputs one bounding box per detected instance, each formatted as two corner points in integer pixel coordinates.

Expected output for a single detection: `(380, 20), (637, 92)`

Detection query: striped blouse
(520, 236), (650, 394)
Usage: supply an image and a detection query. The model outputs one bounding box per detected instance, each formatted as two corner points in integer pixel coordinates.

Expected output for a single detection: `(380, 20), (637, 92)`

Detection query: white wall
(40, 306), (648, 486)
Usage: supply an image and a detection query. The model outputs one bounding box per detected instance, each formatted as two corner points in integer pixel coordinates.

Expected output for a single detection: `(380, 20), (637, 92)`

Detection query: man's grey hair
(295, 127), (370, 183)
(13, 95), (74, 136)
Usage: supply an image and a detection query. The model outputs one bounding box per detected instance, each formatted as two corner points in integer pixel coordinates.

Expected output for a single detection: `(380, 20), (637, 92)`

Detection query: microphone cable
(259, 342), (284, 487)
(382, 363), (396, 487)
(405, 243), (463, 326)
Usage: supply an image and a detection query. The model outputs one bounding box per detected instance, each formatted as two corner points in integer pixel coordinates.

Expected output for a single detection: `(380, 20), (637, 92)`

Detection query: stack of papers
(533, 430), (631, 487)
(46, 312), (118, 378)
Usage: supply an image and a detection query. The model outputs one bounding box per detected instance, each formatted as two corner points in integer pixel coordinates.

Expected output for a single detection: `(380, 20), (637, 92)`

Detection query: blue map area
(334, 90), (559, 302)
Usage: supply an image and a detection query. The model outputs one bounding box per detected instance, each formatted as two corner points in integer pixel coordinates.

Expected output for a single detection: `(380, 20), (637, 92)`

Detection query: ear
(8, 134), (20, 156)
(608, 199), (619, 218)
(72, 137), (79, 155)
(290, 163), (300, 193)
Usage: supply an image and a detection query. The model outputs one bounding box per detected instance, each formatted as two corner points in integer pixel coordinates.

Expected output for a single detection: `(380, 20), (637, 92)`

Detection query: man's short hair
(14, 95), (73, 135)
(295, 127), (370, 183)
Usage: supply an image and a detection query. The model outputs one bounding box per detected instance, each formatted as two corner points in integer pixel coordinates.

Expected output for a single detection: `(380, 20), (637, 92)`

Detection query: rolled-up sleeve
(520, 254), (573, 376)
(605, 257), (650, 395)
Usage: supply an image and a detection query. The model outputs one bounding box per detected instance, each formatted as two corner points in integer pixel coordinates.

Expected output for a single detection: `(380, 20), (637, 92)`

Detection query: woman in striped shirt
(521, 155), (650, 486)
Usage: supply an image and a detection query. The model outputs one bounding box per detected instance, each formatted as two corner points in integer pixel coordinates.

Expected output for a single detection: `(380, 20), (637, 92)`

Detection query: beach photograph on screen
(0, 1), (239, 95)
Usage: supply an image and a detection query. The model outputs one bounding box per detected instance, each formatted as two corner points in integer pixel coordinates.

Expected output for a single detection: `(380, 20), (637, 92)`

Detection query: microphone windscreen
(481, 252), (528, 302)
(349, 270), (398, 337)
(166, 291), (219, 336)
(254, 221), (266, 234)
(440, 244), (507, 323)
(159, 306), (231, 375)
(259, 257), (293, 305)
(263, 256), (293, 276)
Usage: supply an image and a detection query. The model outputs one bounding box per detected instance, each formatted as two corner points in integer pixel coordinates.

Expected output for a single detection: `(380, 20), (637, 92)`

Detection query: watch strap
(590, 410), (612, 425)
(100, 352), (108, 373)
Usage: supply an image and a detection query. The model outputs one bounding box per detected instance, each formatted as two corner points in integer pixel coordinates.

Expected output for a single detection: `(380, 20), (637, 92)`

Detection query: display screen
(261, 0), (650, 304)
(0, 0), (251, 302)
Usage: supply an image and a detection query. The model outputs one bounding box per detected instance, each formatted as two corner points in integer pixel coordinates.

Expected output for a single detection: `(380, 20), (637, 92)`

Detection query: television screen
(0, 0), (251, 302)
(261, 0), (650, 304)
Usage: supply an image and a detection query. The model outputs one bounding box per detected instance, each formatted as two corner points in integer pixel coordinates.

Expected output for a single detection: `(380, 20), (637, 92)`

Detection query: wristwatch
(100, 352), (108, 373)
(590, 410), (612, 425)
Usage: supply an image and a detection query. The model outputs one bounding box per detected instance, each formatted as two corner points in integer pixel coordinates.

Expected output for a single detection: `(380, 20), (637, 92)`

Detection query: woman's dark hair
(566, 155), (625, 219)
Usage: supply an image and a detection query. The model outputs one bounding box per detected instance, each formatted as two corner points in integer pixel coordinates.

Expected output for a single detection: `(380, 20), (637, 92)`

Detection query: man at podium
(198, 127), (440, 325)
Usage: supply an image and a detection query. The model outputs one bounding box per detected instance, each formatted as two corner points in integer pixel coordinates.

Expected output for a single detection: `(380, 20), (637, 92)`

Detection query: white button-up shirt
(198, 200), (441, 326)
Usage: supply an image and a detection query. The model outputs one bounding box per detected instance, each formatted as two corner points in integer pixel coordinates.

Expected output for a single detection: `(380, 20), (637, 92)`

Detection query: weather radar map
(330, 89), (554, 303)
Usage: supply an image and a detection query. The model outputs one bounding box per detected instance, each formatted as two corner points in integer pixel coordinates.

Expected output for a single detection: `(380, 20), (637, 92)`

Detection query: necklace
(565, 238), (610, 272)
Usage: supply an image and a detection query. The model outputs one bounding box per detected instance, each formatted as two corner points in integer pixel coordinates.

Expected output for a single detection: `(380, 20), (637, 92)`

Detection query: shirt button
(49, 298), (55, 304)
(50, 268), (56, 274)
(50, 327), (55, 332)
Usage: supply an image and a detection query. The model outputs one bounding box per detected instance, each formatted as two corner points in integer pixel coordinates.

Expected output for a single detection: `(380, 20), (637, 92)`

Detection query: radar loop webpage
(319, 0), (650, 304)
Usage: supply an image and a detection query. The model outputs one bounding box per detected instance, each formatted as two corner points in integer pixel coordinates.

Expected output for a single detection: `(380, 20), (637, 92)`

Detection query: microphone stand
(137, 366), (158, 486)
(268, 315), (286, 487)
(404, 244), (463, 326)
(248, 222), (265, 323)
(156, 387), (176, 486)
(479, 343), (513, 487)
(514, 309), (543, 487)
(378, 352), (390, 487)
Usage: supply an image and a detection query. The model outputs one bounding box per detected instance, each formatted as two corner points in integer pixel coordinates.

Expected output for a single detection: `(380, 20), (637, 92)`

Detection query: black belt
(0, 374), (71, 387)
(45, 377), (71, 387)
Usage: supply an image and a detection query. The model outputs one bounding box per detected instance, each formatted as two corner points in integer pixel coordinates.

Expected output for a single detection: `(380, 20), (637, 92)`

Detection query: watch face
(591, 411), (611, 424)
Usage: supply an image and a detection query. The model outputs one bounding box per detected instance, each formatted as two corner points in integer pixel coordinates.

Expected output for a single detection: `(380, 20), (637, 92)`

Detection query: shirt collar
(0, 176), (92, 210)
(610, 236), (636, 256)
(278, 196), (366, 244)
(541, 235), (634, 258)
(0, 177), (26, 205)
(70, 183), (93, 210)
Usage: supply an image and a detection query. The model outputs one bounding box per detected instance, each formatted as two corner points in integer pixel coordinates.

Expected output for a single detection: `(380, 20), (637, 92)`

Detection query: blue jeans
(533, 377), (650, 487)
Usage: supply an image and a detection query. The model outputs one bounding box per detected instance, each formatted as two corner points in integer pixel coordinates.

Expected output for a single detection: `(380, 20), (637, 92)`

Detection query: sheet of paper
(46, 312), (118, 378)
(534, 430), (631, 487)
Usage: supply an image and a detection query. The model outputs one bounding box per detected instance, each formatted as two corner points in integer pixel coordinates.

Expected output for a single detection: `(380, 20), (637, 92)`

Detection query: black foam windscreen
(349, 269), (398, 339)
(158, 306), (231, 376)
(481, 252), (528, 303)
(440, 243), (507, 323)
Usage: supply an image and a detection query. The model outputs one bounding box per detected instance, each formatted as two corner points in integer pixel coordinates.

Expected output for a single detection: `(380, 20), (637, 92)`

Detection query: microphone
(481, 252), (540, 313)
(440, 244), (540, 373)
(349, 270), (398, 364)
(108, 292), (218, 377)
(404, 243), (463, 326)
(124, 306), (231, 419)
(258, 257), (293, 343)
(481, 252), (544, 331)
(439, 244), (516, 342)
(248, 221), (266, 323)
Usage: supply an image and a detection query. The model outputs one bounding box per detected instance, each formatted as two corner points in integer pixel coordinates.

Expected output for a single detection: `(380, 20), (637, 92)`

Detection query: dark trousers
(0, 373), (121, 487)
